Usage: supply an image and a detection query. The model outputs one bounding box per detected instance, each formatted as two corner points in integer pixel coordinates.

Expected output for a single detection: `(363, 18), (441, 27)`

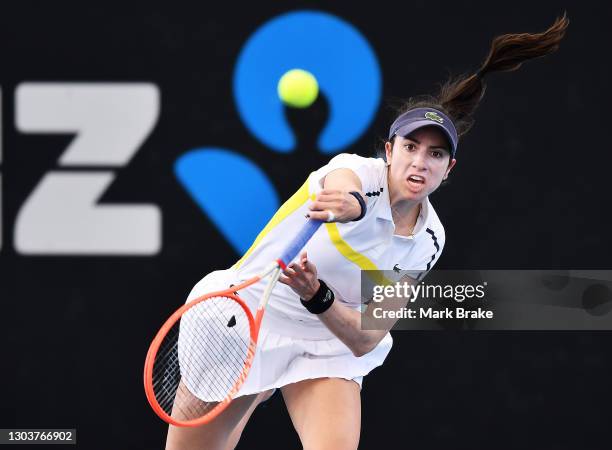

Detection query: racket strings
(151, 296), (254, 421)
(153, 328), (239, 413)
(153, 331), (241, 417)
(179, 300), (251, 395)
(153, 327), (245, 418)
(153, 298), (251, 368)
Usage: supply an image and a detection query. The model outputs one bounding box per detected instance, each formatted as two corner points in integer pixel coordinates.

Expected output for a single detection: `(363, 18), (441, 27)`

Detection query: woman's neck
(388, 173), (422, 236)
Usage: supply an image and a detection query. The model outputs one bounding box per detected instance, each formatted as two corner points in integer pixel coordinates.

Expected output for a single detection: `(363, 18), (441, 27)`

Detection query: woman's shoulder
(312, 153), (387, 193)
(421, 198), (446, 245)
(325, 153), (386, 172)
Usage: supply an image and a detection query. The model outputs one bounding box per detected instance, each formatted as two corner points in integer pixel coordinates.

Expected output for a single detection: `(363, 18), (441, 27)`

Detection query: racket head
(144, 287), (258, 427)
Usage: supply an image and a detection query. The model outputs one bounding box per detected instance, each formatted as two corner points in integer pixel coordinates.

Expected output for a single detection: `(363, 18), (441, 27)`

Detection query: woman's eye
(404, 143), (416, 151)
(431, 151), (442, 158)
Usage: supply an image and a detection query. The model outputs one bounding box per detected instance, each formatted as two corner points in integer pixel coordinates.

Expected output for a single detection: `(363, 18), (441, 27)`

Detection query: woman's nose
(410, 151), (427, 169)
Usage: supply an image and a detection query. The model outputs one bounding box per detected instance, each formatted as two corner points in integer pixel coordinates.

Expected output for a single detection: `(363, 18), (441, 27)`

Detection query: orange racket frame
(144, 219), (323, 427)
(143, 276), (265, 427)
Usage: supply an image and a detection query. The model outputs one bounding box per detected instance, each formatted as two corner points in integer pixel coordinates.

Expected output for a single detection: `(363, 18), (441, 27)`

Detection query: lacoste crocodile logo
(425, 111), (444, 123)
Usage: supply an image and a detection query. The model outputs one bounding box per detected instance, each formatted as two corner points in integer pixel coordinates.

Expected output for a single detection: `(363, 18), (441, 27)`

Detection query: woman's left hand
(279, 251), (321, 300)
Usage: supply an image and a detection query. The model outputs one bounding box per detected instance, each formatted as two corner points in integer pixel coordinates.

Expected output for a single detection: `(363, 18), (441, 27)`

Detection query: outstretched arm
(280, 168), (406, 356)
(280, 251), (411, 357)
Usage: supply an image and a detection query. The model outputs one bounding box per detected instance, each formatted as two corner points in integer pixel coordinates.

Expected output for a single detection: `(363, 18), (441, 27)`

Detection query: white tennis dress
(183, 153), (446, 398)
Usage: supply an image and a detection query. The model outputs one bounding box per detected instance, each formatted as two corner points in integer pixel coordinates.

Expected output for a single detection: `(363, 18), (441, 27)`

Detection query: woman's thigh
(165, 383), (274, 450)
(281, 377), (361, 450)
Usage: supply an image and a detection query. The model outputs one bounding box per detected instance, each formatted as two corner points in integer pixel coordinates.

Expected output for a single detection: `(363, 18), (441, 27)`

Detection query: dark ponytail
(394, 14), (569, 139)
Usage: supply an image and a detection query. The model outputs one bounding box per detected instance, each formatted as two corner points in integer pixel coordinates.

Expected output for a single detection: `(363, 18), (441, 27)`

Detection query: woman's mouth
(407, 175), (426, 191)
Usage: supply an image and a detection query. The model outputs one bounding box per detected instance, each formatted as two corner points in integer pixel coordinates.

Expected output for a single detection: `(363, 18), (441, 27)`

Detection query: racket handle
(278, 219), (324, 268)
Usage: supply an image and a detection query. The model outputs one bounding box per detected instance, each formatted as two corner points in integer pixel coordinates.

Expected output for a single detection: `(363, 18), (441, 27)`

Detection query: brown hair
(391, 14), (569, 141)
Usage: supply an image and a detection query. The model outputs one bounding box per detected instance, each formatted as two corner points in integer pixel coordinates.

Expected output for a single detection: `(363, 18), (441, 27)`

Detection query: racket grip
(278, 219), (323, 267)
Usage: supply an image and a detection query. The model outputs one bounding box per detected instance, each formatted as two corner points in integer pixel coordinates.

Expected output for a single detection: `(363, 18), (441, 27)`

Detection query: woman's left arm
(280, 252), (407, 357)
(280, 166), (403, 356)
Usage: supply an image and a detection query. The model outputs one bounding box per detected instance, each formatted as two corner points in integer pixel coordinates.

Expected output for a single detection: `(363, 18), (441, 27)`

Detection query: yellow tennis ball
(277, 69), (319, 108)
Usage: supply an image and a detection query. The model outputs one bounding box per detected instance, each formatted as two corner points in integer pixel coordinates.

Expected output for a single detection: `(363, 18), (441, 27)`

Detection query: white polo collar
(377, 166), (430, 239)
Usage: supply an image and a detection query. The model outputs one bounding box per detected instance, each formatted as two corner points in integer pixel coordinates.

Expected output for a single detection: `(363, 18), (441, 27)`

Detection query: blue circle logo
(176, 10), (382, 253)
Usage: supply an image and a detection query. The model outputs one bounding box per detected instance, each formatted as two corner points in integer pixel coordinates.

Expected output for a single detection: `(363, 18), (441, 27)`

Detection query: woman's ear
(444, 158), (457, 179)
(385, 141), (392, 166)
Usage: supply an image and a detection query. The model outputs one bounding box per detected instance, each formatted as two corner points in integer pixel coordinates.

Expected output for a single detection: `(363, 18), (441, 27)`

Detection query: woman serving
(165, 15), (568, 450)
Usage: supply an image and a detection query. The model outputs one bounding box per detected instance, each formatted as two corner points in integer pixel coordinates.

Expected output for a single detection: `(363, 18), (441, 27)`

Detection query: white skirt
(181, 269), (393, 400)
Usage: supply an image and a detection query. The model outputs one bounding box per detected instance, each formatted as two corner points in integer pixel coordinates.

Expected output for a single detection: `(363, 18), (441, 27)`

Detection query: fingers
(308, 200), (336, 212)
(288, 261), (312, 276)
(279, 266), (300, 285)
(278, 274), (292, 285)
(307, 210), (334, 222)
(307, 190), (361, 223)
(302, 260), (315, 274)
(318, 189), (342, 197)
(308, 195), (340, 222)
(290, 262), (305, 275)
(296, 253), (316, 275)
(283, 266), (297, 276)
(308, 191), (343, 211)
(280, 265), (305, 291)
(283, 260), (312, 280)
(281, 258), (319, 298)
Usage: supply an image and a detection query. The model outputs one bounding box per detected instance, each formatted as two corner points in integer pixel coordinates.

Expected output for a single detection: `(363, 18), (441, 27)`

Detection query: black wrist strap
(348, 191), (367, 221)
(300, 279), (335, 314)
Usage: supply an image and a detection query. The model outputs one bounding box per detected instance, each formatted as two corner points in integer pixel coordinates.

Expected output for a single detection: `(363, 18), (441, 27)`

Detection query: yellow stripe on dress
(324, 223), (391, 286)
(233, 178), (312, 269)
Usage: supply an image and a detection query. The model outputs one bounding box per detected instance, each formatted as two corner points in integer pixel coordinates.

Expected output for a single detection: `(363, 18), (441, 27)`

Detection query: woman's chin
(402, 185), (428, 201)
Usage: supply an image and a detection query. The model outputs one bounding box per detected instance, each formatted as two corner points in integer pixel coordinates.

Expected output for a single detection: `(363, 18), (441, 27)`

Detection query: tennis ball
(277, 69), (319, 108)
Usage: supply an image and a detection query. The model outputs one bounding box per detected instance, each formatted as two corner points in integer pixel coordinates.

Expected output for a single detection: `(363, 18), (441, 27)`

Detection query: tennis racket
(144, 219), (323, 427)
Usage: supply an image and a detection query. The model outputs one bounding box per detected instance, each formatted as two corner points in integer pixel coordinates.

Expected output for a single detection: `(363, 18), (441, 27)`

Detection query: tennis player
(166, 15), (568, 450)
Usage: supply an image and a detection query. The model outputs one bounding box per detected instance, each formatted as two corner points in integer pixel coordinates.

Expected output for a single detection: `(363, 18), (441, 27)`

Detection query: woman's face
(385, 126), (457, 202)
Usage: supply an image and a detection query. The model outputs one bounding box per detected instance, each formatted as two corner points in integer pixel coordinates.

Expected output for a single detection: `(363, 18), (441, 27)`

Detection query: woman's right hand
(307, 189), (362, 223)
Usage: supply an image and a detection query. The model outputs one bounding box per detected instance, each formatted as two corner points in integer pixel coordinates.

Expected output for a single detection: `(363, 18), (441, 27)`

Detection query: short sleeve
(308, 153), (383, 196)
(415, 226), (445, 281)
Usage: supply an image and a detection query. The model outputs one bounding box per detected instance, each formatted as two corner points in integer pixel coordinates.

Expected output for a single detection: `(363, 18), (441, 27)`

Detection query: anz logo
(0, 10), (380, 256)
(1, 84), (161, 255)
(175, 10), (381, 254)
